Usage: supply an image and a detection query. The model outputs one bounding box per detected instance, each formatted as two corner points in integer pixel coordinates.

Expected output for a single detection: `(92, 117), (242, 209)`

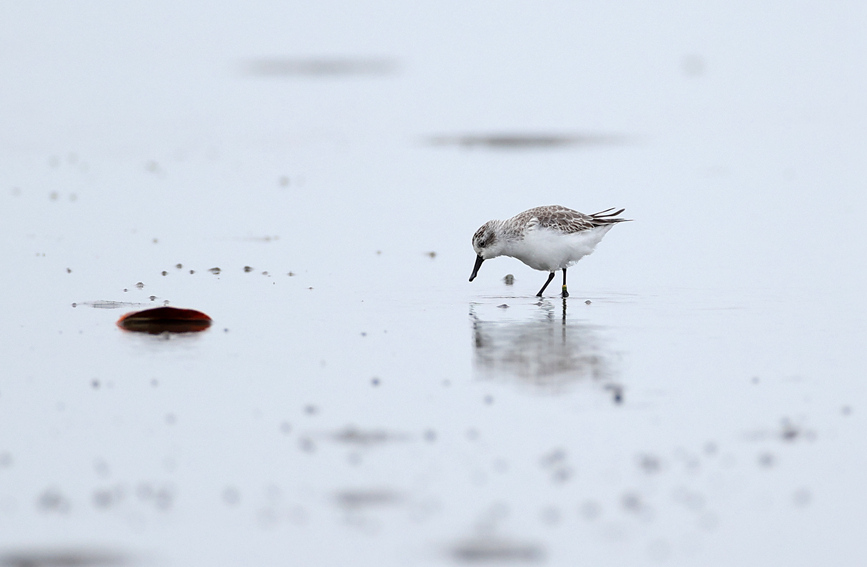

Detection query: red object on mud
(117, 307), (212, 334)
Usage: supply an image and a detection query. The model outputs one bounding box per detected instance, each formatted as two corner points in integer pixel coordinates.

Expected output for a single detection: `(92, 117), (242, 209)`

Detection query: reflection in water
(470, 299), (619, 399)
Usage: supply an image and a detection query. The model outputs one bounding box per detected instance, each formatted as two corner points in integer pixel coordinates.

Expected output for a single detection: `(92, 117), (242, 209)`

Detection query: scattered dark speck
(135, 282), (144, 290)
(91, 380), (100, 389)
(66, 268), (72, 274)
(427, 251), (437, 258)
(540, 506), (561, 526)
(637, 454), (662, 474)
(758, 451), (776, 468)
(161, 271), (168, 276)
(37, 488), (70, 513)
(579, 500), (601, 521)
(621, 492), (644, 514)
(244, 266), (254, 272)
(208, 267), (221, 275)
(149, 296), (156, 301)
(334, 489), (402, 510)
(371, 377), (380, 387)
(792, 487), (812, 507)
(503, 274), (514, 285)
(497, 304), (509, 309)
(189, 270), (195, 274)
(71, 303), (77, 308)
(585, 300), (591, 305)
(222, 487), (241, 506)
(287, 271), (295, 277)
(304, 405), (318, 415)
(175, 263), (183, 269)
(780, 419), (801, 441)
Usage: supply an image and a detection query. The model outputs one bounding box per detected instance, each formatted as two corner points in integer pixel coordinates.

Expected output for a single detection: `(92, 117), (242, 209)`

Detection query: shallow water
(2, 2), (866, 566)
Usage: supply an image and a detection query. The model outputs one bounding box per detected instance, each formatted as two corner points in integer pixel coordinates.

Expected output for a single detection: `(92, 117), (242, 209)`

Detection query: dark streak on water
(0, 549), (128, 567)
(426, 133), (627, 150)
(448, 538), (545, 563)
(240, 58), (398, 77)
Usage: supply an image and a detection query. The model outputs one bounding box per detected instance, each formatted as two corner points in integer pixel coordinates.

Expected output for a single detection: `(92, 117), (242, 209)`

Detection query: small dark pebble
(209, 267), (221, 274)
(176, 263), (183, 269)
(66, 268), (72, 273)
(503, 274), (514, 285)
(244, 266), (254, 272)
(497, 304), (509, 309)
(161, 271), (168, 276)
(585, 300), (591, 305)
(135, 282), (144, 289)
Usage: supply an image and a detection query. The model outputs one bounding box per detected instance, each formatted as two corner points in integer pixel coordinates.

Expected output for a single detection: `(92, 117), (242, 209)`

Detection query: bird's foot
(561, 285), (569, 298)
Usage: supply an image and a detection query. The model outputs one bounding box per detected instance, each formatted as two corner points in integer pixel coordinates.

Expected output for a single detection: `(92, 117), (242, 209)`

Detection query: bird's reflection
(470, 298), (621, 400)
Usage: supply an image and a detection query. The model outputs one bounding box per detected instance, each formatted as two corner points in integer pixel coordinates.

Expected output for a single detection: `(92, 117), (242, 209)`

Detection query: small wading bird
(469, 205), (629, 297)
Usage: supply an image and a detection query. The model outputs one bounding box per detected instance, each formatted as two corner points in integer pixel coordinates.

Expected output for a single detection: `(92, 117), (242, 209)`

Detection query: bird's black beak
(469, 255), (484, 282)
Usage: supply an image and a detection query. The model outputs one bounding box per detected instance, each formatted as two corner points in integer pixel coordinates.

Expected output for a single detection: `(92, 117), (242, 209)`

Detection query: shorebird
(469, 205), (628, 297)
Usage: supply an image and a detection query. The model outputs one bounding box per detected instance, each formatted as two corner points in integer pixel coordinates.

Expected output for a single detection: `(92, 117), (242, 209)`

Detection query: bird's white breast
(505, 225), (614, 272)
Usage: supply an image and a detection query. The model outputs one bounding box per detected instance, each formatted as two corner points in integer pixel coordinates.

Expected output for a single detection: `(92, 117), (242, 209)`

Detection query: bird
(469, 205), (629, 297)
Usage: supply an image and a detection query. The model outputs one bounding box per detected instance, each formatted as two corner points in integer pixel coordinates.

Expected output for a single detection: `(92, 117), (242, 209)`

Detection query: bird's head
(469, 221), (505, 282)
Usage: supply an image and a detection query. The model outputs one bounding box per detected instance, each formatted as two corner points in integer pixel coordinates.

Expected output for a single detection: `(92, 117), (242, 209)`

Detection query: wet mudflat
(2, 2), (866, 567)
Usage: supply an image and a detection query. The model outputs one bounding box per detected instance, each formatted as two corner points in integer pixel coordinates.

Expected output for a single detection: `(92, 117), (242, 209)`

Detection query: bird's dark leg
(536, 272), (556, 297)
(561, 268), (569, 298)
